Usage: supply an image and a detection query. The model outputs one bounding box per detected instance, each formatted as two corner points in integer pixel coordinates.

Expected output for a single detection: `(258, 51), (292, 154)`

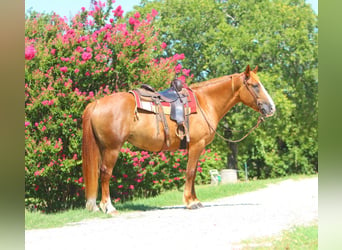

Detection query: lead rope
(195, 96), (264, 143)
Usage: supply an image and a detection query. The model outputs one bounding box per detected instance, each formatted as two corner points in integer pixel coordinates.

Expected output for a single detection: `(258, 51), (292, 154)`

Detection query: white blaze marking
(259, 81), (276, 113)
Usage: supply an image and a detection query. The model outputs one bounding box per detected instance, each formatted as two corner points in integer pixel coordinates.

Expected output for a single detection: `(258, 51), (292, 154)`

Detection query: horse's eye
(252, 84), (260, 93)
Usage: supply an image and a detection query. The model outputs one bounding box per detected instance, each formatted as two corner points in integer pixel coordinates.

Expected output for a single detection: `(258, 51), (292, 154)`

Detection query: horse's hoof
(107, 210), (119, 216)
(86, 202), (100, 212)
(187, 201), (203, 210)
(197, 202), (204, 208)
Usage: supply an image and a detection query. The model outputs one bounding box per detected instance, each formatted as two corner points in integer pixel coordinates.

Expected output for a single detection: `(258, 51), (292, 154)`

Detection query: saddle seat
(140, 84), (180, 103)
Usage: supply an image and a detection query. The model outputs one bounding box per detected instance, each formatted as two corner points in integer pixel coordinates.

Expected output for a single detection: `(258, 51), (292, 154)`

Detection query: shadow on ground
(115, 202), (260, 212)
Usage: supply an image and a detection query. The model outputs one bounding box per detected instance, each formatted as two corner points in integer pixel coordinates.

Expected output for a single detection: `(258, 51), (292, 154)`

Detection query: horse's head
(238, 65), (276, 117)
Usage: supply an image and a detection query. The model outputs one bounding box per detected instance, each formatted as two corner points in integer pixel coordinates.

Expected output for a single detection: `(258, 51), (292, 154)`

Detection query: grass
(235, 223), (318, 249)
(25, 174), (316, 230)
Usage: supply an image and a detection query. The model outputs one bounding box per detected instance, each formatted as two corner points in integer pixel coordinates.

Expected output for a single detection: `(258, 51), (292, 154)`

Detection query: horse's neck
(195, 75), (242, 127)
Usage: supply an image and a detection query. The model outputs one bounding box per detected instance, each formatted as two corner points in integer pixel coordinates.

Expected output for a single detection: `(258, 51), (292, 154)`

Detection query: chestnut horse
(82, 65), (275, 214)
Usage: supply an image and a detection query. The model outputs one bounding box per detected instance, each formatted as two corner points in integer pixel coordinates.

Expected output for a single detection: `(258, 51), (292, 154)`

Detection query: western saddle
(130, 79), (193, 149)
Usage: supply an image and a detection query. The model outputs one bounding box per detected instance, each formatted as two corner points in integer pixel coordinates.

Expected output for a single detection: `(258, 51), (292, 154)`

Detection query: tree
(134, 0), (318, 178)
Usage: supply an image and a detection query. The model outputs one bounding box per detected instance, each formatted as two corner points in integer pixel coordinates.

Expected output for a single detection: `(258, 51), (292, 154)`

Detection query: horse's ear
(245, 65), (251, 78)
(253, 65), (258, 73)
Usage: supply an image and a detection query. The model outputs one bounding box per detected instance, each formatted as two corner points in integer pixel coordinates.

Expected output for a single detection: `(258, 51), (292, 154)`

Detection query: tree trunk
(228, 142), (238, 169)
(224, 122), (238, 170)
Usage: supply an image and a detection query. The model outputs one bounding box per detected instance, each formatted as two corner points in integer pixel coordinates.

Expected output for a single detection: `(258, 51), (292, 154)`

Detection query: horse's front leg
(183, 142), (205, 209)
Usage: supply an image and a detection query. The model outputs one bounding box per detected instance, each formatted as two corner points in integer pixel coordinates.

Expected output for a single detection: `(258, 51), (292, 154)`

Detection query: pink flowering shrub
(25, 1), (220, 212)
(111, 146), (223, 202)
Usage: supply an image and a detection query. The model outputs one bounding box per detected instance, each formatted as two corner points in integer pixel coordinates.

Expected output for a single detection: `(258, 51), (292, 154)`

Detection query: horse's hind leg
(99, 148), (120, 215)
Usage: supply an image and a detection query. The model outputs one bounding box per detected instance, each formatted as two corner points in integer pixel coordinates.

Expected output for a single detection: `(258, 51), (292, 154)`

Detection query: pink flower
(41, 100), (49, 105)
(140, 34), (145, 43)
(76, 46), (83, 52)
(123, 174), (128, 178)
(173, 53), (185, 61)
(178, 75), (186, 83)
(41, 126), (46, 132)
(129, 185), (134, 190)
(35, 185), (39, 191)
(175, 64), (182, 73)
(182, 69), (190, 76)
(197, 167), (203, 173)
(60, 66), (68, 73)
(129, 17), (135, 25)
(113, 5), (123, 18)
(51, 49), (56, 55)
(134, 12), (140, 19)
(151, 9), (158, 17)
(161, 42), (167, 49)
(82, 52), (92, 61)
(25, 45), (36, 60)
(118, 185), (123, 189)
(25, 121), (30, 127)
(74, 68), (79, 74)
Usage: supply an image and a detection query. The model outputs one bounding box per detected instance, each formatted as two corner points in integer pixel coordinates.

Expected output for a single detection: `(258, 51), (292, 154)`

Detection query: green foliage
(136, 0), (318, 178)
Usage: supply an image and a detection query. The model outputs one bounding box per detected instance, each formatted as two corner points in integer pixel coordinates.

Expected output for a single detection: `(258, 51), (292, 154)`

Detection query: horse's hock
(220, 169), (238, 183)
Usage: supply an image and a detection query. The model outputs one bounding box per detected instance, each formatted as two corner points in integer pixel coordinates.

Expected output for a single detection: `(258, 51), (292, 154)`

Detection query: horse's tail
(82, 102), (100, 205)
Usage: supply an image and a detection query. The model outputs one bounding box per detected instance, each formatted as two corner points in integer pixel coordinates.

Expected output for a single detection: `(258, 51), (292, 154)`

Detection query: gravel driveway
(25, 177), (318, 250)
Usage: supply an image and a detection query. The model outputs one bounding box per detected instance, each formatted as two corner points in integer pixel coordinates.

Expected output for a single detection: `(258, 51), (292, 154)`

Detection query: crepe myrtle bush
(25, 1), (222, 213)
(110, 147), (224, 203)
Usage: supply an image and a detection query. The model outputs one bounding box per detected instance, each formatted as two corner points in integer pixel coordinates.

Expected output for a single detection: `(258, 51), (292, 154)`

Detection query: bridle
(196, 74), (265, 143)
(243, 75), (264, 113)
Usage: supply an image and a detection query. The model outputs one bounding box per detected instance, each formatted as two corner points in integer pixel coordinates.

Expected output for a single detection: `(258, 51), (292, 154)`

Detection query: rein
(195, 76), (265, 143)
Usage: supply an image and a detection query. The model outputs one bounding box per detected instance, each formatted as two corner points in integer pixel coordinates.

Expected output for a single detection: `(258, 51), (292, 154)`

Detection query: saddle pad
(130, 87), (197, 115)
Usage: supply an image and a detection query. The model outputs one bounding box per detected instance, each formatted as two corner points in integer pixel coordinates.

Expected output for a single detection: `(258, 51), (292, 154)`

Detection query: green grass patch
(25, 175), (316, 230)
(236, 223), (318, 249)
(25, 208), (112, 230)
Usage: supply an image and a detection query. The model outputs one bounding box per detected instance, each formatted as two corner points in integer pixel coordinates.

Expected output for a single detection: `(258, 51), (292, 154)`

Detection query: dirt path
(25, 177), (318, 250)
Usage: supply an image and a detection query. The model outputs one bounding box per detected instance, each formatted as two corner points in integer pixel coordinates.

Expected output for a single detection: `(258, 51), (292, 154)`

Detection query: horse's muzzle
(258, 101), (276, 117)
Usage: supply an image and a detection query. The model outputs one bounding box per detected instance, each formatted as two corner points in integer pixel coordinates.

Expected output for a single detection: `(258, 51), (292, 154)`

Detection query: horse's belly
(127, 112), (180, 152)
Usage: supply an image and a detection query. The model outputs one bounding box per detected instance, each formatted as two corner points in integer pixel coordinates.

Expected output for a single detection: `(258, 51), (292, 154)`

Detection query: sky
(25, 0), (318, 19)
(25, 0), (141, 19)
